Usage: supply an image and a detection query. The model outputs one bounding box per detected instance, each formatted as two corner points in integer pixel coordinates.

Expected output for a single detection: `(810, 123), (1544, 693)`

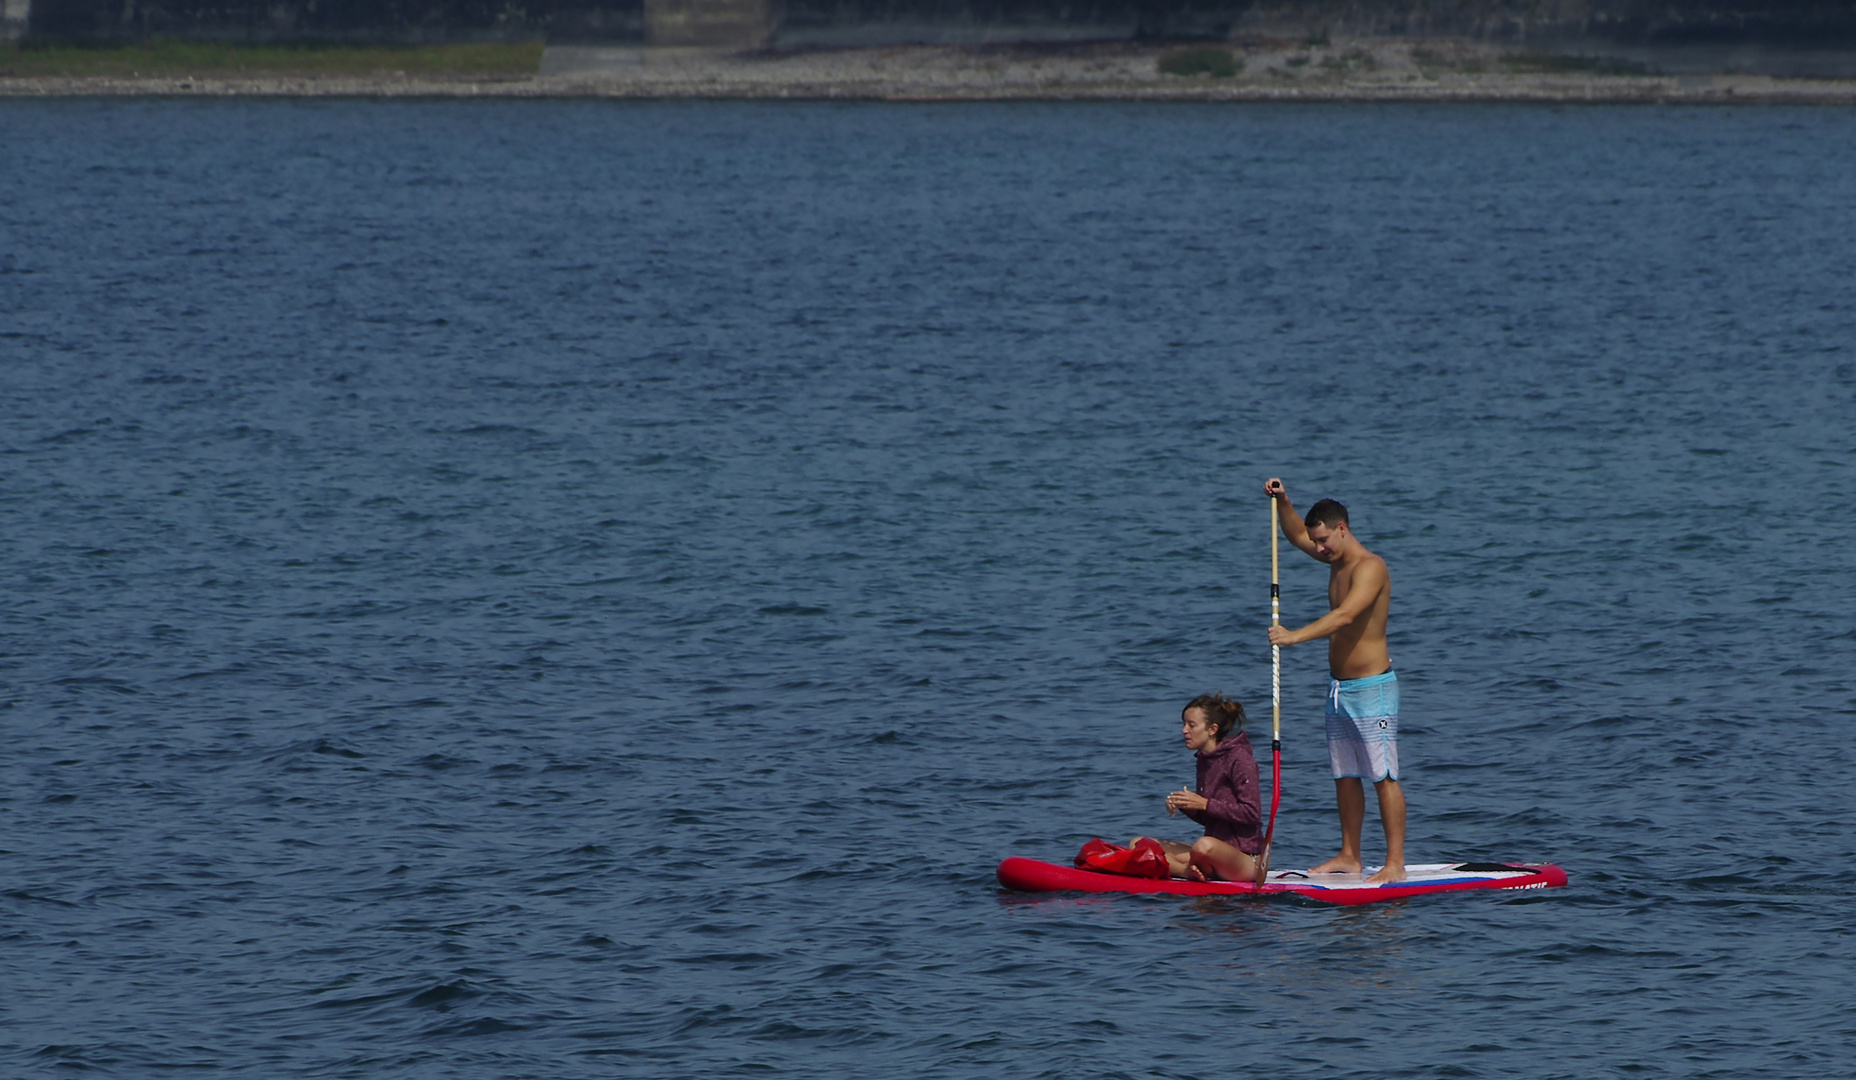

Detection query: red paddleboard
(997, 856), (1567, 906)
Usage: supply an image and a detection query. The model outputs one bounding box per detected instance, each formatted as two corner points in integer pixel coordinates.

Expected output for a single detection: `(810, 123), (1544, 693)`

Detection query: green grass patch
(0, 39), (544, 79)
(1158, 46), (1240, 79)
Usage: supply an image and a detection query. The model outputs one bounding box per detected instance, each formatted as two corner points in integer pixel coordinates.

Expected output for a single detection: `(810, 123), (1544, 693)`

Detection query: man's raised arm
(1264, 478), (1318, 558)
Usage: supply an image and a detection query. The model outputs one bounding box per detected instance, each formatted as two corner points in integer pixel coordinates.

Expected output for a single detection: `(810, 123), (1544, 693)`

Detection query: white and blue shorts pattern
(1326, 670), (1399, 782)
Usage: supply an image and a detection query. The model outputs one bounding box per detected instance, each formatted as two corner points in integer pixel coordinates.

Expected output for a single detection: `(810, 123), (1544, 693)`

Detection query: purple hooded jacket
(1183, 730), (1263, 855)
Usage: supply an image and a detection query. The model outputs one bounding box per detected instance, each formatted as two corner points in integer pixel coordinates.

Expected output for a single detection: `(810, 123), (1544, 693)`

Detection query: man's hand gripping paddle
(1256, 495), (1284, 889)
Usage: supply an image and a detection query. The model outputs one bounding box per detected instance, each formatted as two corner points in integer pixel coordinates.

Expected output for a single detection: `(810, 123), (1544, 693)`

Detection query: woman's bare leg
(1186, 836), (1257, 882)
(1133, 837), (1195, 878)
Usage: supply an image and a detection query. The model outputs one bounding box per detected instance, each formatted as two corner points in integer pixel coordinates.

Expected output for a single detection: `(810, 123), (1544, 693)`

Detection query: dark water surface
(3, 99), (1854, 1078)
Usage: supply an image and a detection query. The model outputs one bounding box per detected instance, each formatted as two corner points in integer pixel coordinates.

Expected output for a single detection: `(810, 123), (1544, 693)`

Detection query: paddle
(1256, 495), (1284, 889)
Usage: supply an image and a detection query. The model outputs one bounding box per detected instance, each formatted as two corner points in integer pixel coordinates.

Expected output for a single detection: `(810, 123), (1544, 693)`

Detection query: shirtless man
(1264, 478), (1406, 884)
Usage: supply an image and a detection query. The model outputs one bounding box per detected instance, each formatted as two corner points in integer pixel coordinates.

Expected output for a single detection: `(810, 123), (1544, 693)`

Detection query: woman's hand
(1165, 788), (1207, 816)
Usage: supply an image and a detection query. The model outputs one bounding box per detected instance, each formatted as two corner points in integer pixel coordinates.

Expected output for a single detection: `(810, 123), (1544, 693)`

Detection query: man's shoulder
(1345, 547), (1389, 578)
(1366, 551), (1390, 591)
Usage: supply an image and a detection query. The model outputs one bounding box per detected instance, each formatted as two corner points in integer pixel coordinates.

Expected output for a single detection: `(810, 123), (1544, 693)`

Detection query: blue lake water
(2, 98), (1854, 1078)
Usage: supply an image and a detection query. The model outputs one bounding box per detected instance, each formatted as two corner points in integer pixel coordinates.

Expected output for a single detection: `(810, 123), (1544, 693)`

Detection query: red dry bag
(1073, 837), (1171, 879)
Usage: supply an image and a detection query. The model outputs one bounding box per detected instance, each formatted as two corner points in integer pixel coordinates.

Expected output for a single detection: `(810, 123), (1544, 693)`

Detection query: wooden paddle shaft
(1257, 496), (1283, 890)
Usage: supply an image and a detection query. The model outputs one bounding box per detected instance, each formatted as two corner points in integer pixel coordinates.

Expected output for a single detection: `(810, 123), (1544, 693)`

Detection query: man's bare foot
(1309, 854), (1362, 875)
(1365, 863), (1407, 885)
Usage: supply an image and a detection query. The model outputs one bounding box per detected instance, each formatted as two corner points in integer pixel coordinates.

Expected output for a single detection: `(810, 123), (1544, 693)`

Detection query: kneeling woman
(1137, 693), (1263, 881)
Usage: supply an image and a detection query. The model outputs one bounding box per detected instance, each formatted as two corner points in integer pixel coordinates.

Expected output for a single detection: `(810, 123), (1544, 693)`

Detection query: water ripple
(2, 98), (1854, 1079)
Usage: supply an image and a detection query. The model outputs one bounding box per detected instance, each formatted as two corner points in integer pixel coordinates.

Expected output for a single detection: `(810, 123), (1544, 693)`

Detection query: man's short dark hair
(1304, 499), (1349, 530)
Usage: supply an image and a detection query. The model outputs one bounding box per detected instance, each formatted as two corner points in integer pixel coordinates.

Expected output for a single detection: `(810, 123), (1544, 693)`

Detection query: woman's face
(1181, 707), (1220, 752)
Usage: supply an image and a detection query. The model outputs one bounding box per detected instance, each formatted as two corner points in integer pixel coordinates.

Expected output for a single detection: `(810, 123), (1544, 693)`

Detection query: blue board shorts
(1326, 670), (1399, 782)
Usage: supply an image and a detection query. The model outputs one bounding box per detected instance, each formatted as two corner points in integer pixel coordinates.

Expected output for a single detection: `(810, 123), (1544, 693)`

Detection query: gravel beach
(5, 38), (1855, 102)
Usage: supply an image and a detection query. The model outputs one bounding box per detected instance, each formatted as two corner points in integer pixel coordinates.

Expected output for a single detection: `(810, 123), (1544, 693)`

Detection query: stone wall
(556, 2), (649, 42)
(4, 0), (30, 43)
(644, 0), (770, 45)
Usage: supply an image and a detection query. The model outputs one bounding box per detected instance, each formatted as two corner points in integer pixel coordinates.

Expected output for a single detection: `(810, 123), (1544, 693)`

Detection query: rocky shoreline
(6, 39), (1856, 103)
